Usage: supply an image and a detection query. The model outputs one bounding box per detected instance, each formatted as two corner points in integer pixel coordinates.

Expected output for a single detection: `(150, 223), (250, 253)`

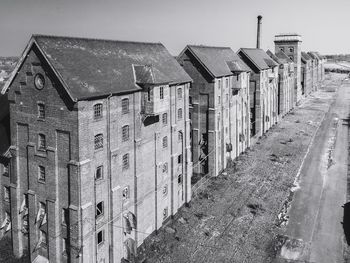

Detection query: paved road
(280, 78), (350, 263)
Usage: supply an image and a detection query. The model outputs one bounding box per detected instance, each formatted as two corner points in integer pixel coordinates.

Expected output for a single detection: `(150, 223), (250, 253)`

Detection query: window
(122, 98), (129, 114)
(38, 134), (46, 150)
(162, 113), (168, 125)
(62, 238), (68, 253)
(163, 207), (168, 220)
(160, 87), (164, 100)
(122, 186), (129, 199)
(289, 47), (294, 53)
(3, 164), (9, 177)
(280, 47), (285, 52)
(177, 108), (183, 120)
(40, 230), (47, 245)
(163, 185), (168, 196)
(147, 88), (151, 101)
(94, 134), (103, 150)
(94, 103), (103, 119)
(3, 186), (10, 202)
(95, 166), (103, 180)
(218, 95), (220, 104)
(226, 94), (229, 103)
(39, 202), (46, 215)
(96, 201), (104, 217)
(178, 154), (183, 164)
(225, 79), (228, 89)
(97, 230), (104, 245)
(34, 74), (45, 90)
(218, 80), (221, 89)
(178, 131), (183, 142)
(189, 96), (193, 105)
(289, 56), (294, 61)
(162, 136), (168, 148)
(62, 208), (68, 225)
(177, 88), (182, 99)
(178, 174), (182, 184)
(38, 103), (45, 119)
(122, 154), (129, 170)
(162, 162), (168, 173)
(38, 166), (46, 182)
(122, 125), (129, 141)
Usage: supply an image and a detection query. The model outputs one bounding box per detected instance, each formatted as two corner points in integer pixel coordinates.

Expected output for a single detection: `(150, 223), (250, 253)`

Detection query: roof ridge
(32, 34), (163, 46)
(187, 44), (231, 49)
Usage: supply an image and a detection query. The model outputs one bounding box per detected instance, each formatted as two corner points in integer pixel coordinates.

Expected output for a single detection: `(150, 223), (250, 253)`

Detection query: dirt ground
(137, 73), (346, 263)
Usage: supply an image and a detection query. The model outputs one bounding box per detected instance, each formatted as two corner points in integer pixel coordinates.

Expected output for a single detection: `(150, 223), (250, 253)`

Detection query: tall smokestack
(257, 15), (262, 49)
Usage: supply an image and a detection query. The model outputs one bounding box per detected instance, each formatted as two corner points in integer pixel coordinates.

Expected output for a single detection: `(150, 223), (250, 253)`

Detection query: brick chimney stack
(257, 15), (262, 49)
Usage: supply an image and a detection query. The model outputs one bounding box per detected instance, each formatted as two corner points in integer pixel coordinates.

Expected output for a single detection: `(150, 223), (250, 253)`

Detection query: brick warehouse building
(0, 35), (192, 263)
(177, 45), (251, 182)
(274, 34), (302, 105)
(237, 48), (279, 145)
(266, 50), (295, 119)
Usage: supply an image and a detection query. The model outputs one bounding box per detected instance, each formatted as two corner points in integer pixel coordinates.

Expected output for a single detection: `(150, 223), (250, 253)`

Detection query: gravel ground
(137, 73), (345, 263)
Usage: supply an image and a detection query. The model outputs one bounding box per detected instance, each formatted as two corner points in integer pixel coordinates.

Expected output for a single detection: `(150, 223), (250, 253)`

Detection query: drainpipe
(107, 93), (113, 262)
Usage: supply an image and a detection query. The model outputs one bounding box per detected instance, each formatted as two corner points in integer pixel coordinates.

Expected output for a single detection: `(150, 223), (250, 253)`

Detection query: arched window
(177, 108), (183, 120)
(93, 103), (103, 119)
(162, 136), (168, 148)
(177, 88), (182, 99)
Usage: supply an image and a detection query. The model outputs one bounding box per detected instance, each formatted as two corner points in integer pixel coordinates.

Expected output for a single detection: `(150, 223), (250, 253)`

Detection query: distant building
(301, 52), (313, 96)
(237, 48), (279, 144)
(266, 50), (295, 118)
(1, 35), (192, 263)
(274, 34), (302, 104)
(177, 45), (251, 182)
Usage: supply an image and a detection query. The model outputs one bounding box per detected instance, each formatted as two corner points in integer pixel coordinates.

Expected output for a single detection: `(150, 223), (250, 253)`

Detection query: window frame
(121, 98), (129, 114)
(97, 230), (104, 245)
(94, 134), (104, 150)
(40, 230), (47, 246)
(122, 125), (129, 142)
(37, 103), (45, 120)
(122, 186), (129, 200)
(38, 165), (46, 183)
(159, 86), (164, 100)
(96, 201), (104, 218)
(122, 153), (129, 170)
(162, 185), (168, 197)
(162, 113), (168, 125)
(93, 103), (103, 120)
(62, 208), (68, 226)
(3, 186), (10, 202)
(162, 136), (168, 148)
(95, 165), (103, 180)
(177, 108), (183, 120)
(3, 164), (9, 177)
(38, 134), (46, 150)
(177, 87), (182, 99)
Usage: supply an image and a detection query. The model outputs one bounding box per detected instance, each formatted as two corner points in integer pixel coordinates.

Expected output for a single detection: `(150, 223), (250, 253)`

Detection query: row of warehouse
(0, 31), (325, 263)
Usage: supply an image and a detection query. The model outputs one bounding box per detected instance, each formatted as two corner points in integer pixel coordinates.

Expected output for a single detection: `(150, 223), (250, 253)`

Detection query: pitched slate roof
(302, 52), (312, 60)
(183, 45), (250, 77)
(238, 48), (278, 71)
(275, 50), (293, 64)
(266, 50), (282, 64)
(307, 52), (320, 60)
(4, 35), (192, 101)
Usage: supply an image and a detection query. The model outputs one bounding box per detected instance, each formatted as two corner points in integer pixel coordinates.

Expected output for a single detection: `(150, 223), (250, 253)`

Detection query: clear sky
(0, 0), (349, 57)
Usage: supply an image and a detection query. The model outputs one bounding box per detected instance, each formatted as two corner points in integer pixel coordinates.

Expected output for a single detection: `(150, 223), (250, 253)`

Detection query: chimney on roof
(256, 15), (262, 49)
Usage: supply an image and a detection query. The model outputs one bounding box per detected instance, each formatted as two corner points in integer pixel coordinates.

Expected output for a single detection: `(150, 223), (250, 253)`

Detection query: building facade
(266, 50), (295, 119)
(1, 35), (192, 263)
(301, 52), (313, 96)
(274, 34), (302, 104)
(238, 48), (278, 144)
(177, 45), (251, 182)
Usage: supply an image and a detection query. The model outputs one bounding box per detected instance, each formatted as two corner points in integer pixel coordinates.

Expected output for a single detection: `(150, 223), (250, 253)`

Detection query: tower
(274, 34), (302, 104)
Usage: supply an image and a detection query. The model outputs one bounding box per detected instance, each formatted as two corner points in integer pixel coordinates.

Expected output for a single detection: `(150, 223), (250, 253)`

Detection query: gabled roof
(275, 50), (293, 64)
(301, 52), (312, 63)
(307, 52), (320, 60)
(180, 45), (250, 78)
(266, 50), (282, 64)
(238, 48), (278, 71)
(2, 35), (192, 101)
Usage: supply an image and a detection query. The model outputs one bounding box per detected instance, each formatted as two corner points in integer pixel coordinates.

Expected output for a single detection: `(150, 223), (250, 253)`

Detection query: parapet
(274, 34), (302, 42)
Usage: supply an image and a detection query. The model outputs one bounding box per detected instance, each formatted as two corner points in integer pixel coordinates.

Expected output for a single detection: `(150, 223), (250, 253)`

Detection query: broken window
(123, 238), (136, 261)
(163, 207), (168, 220)
(38, 134), (46, 150)
(122, 98), (129, 114)
(122, 125), (129, 141)
(38, 103), (45, 119)
(178, 174), (182, 185)
(94, 103), (103, 119)
(178, 154), (183, 164)
(40, 230), (47, 246)
(97, 230), (104, 245)
(96, 201), (104, 218)
(163, 185), (168, 196)
(94, 134), (103, 150)
(62, 208), (68, 225)
(95, 165), (103, 180)
(162, 162), (168, 173)
(3, 186), (10, 202)
(0, 212), (10, 231)
(178, 131), (183, 142)
(36, 202), (46, 224)
(122, 186), (129, 200)
(3, 164), (9, 177)
(38, 166), (45, 182)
